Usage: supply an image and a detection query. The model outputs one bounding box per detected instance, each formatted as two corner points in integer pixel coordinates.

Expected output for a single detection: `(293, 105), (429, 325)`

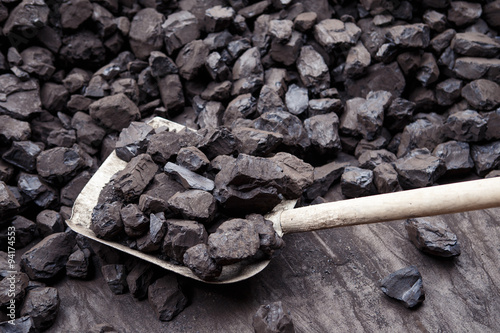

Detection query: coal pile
(1, 0), (500, 329)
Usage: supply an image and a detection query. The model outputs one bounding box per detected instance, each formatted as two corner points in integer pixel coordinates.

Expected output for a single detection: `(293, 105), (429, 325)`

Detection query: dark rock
(2, 141), (43, 173)
(409, 87), (437, 111)
(380, 266), (425, 308)
(394, 149), (446, 189)
(163, 219), (208, 263)
(85, 76), (110, 98)
(433, 141), (474, 176)
(162, 11), (200, 55)
(147, 274), (188, 321)
(308, 98), (343, 117)
(358, 91), (392, 141)
(423, 10), (446, 32)
(397, 114), (445, 158)
(484, 1), (500, 28)
(183, 244), (222, 280)
(205, 52), (231, 82)
(63, 69), (91, 94)
(11, 216), (37, 248)
(435, 78), (462, 106)
(149, 51), (178, 78)
(40, 83), (69, 112)
(257, 85), (287, 115)
(0, 272), (29, 308)
(92, 3), (116, 38)
(115, 122), (154, 162)
(66, 249), (91, 279)
(114, 154), (158, 201)
(126, 261), (158, 300)
(340, 166), (376, 198)
(111, 79), (139, 104)
(60, 0), (93, 30)
(201, 81), (232, 102)
(416, 53), (439, 87)
(396, 51), (421, 76)
(89, 93), (140, 132)
(19, 47), (55, 79)
(386, 23), (430, 48)
(384, 98), (415, 133)
(17, 173), (58, 209)
(304, 113), (341, 154)
(164, 162), (214, 191)
(0, 75), (42, 120)
(222, 94), (257, 126)
(176, 147), (209, 172)
(238, 1), (270, 19)
(232, 47), (264, 96)
(405, 218), (461, 258)
(430, 29), (456, 54)
(20, 232), (74, 280)
(269, 31), (303, 66)
(101, 264), (128, 294)
(60, 31), (106, 67)
(36, 146), (86, 184)
(294, 12), (317, 32)
(208, 218), (260, 265)
(452, 33), (500, 58)
(445, 110), (487, 142)
(129, 8), (164, 59)
(176, 40), (209, 81)
(136, 212), (167, 253)
(91, 202), (123, 240)
(233, 127), (282, 157)
(227, 38), (252, 60)
(36, 210), (64, 238)
(157, 74), (185, 114)
(60, 171), (91, 206)
(252, 301), (295, 333)
(205, 5), (235, 32)
(2, 0), (49, 36)
(20, 287), (59, 330)
(453, 57), (500, 82)
(470, 141), (500, 176)
(67, 95), (94, 114)
(197, 127), (238, 160)
(0, 316), (36, 333)
(373, 163), (402, 193)
(345, 62), (405, 98)
(448, 1), (482, 27)
(47, 129), (77, 148)
(147, 130), (182, 164)
(461, 79), (500, 111)
(247, 213), (284, 256)
(120, 204), (149, 238)
(167, 190), (216, 225)
(0, 160), (15, 183)
(0, 115), (31, 144)
(313, 19), (361, 51)
(71, 112), (106, 149)
(284, 84), (308, 116)
(344, 41), (371, 78)
(138, 173), (184, 214)
(358, 149), (397, 170)
(484, 109), (500, 140)
(196, 100), (225, 129)
(253, 110), (310, 152)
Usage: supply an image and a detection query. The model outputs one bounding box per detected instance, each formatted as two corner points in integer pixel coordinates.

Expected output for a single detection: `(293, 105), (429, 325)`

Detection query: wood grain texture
(47, 183), (500, 332)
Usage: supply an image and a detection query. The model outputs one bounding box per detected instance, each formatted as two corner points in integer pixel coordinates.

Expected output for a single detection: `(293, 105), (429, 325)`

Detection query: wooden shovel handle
(280, 177), (500, 234)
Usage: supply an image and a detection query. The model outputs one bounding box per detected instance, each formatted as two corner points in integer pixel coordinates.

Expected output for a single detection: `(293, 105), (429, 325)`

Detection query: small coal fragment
(341, 166), (376, 198)
(176, 40), (209, 81)
(195, 100), (225, 129)
(60, 31), (106, 67)
(162, 11), (200, 55)
(66, 249), (91, 279)
(386, 23), (430, 48)
(285, 84), (308, 116)
(445, 110), (487, 142)
(120, 204), (149, 238)
(136, 212), (167, 253)
(20, 232), (74, 280)
(205, 52), (231, 82)
(17, 173), (58, 209)
(201, 81), (232, 102)
(233, 127), (283, 157)
(146, 131), (182, 165)
(101, 264), (128, 294)
(148, 274), (188, 321)
(126, 261), (158, 300)
(197, 127), (238, 160)
(269, 152), (314, 198)
(405, 218), (460, 258)
(269, 31), (303, 66)
(11, 216), (37, 248)
(448, 1), (482, 26)
(91, 202), (123, 240)
(168, 190), (216, 225)
(60, 0), (93, 30)
(60, 171), (92, 207)
(208, 218), (260, 265)
(36, 146), (86, 185)
(344, 41), (371, 78)
(183, 244), (222, 280)
(205, 5), (235, 33)
(114, 154), (158, 201)
(232, 47), (264, 95)
(71, 112), (106, 149)
(394, 149), (446, 189)
(0, 272), (29, 308)
(452, 33), (500, 58)
(164, 162), (214, 192)
(252, 301), (295, 333)
(176, 146), (209, 172)
(36, 210), (64, 238)
(19, 47), (55, 80)
(416, 53), (439, 87)
(257, 85), (287, 115)
(380, 266), (425, 308)
(3, 141), (42, 174)
(314, 18), (361, 51)
(0, 75), (42, 120)
(247, 213), (284, 256)
(0, 181), (20, 217)
(470, 141), (500, 176)
(358, 149), (397, 170)
(346, 62), (405, 99)
(139, 173), (184, 214)
(461, 79), (500, 111)
(358, 91), (392, 141)
(89, 93), (140, 132)
(20, 287), (59, 331)
(0, 115), (31, 144)
(129, 8), (164, 59)
(397, 114), (445, 158)
(115, 122), (155, 162)
(373, 163), (402, 194)
(294, 12), (317, 32)
(436, 78), (463, 106)
(163, 219), (208, 263)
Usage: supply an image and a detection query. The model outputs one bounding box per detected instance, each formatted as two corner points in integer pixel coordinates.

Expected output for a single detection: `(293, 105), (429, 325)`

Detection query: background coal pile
(1, 0), (500, 331)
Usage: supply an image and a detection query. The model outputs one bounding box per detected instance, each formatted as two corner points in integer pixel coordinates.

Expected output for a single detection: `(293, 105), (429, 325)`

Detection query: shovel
(67, 117), (500, 284)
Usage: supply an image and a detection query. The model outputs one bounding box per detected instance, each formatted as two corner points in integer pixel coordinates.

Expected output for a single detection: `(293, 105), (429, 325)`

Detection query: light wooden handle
(280, 177), (500, 234)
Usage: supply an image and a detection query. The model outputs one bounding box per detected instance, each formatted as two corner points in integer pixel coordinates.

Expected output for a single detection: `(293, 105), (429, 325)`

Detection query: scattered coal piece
(405, 218), (460, 258)
(341, 166), (376, 198)
(252, 301), (295, 333)
(0, 181), (21, 217)
(461, 79), (500, 111)
(0, 115), (31, 145)
(146, 131), (182, 165)
(101, 264), (128, 295)
(17, 173), (59, 209)
(358, 149), (397, 170)
(20, 232), (75, 280)
(126, 261), (158, 300)
(136, 212), (167, 253)
(163, 219), (208, 263)
(470, 141), (500, 176)
(164, 162), (214, 192)
(120, 204), (149, 238)
(197, 127), (238, 160)
(129, 8), (164, 59)
(0, 75), (42, 120)
(167, 190), (217, 225)
(2, 141), (43, 173)
(247, 213), (284, 256)
(115, 122), (155, 162)
(231, 47), (264, 95)
(147, 274), (188, 321)
(20, 287), (60, 331)
(183, 244), (222, 281)
(176, 146), (210, 172)
(380, 266), (425, 309)
(397, 114), (445, 158)
(138, 173), (184, 215)
(448, 1), (482, 26)
(208, 218), (260, 265)
(176, 40), (209, 81)
(314, 18), (361, 52)
(394, 149), (446, 189)
(66, 248), (92, 279)
(89, 93), (140, 132)
(91, 202), (123, 240)
(0, 272), (29, 308)
(71, 112), (106, 149)
(373, 163), (402, 194)
(113, 154), (158, 201)
(452, 33), (499, 58)
(162, 10), (200, 55)
(233, 127), (283, 157)
(36, 210), (64, 238)
(11, 216), (37, 248)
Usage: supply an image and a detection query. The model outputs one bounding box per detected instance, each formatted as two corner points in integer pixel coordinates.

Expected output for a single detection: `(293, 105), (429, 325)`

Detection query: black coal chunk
(11, 216), (37, 248)
(405, 218), (461, 258)
(394, 149), (446, 189)
(115, 122), (155, 162)
(136, 212), (168, 253)
(113, 154), (158, 201)
(380, 266), (425, 309)
(167, 190), (217, 225)
(91, 202), (123, 240)
(163, 219), (208, 263)
(36, 209), (65, 238)
(0, 181), (20, 218)
(138, 173), (184, 214)
(341, 166), (376, 198)
(20, 287), (60, 331)
(120, 204), (149, 238)
(101, 264), (128, 295)
(252, 301), (295, 333)
(66, 248), (92, 279)
(0, 272), (29, 308)
(36, 146), (87, 185)
(126, 261), (158, 300)
(147, 274), (188, 321)
(2, 141), (43, 173)
(183, 244), (222, 281)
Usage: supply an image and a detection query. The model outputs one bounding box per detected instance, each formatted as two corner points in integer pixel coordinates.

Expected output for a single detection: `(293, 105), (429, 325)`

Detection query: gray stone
(386, 24), (430, 48)
(314, 19), (361, 51)
(461, 79), (500, 111)
(470, 141), (500, 176)
(394, 149), (446, 189)
(176, 147), (209, 172)
(405, 218), (460, 257)
(176, 40), (210, 81)
(452, 33), (500, 58)
(268, 19), (293, 43)
(238, 1), (270, 19)
(380, 266), (425, 308)
(304, 113), (341, 154)
(344, 41), (371, 78)
(308, 98), (343, 117)
(433, 141), (474, 176)
(269, 31), (304, 66)
(204, 6), (235, 33)
(20, 287), (59, 331)
(232, 47), (264, 95)
(183, 244), (222, 280)
(341, 166), (376, 198)
(445, 110), (487, 142)
(448, 1), (482, 26)
(89, 94), (140, 132)
(294, 12), (317, 32)
(163, 219), (208, 263)
(373, 163), (402, 193)
(129, 8), (164, 59)
(285, 84), (308, 116)
(164, 162), (215, 192)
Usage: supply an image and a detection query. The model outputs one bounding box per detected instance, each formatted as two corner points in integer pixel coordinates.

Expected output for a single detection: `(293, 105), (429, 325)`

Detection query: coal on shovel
(67, 117), (500, 283)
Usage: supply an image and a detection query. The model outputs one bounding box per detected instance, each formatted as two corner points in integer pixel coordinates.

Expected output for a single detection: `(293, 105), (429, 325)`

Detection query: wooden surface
(47, 183), (500, 333)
